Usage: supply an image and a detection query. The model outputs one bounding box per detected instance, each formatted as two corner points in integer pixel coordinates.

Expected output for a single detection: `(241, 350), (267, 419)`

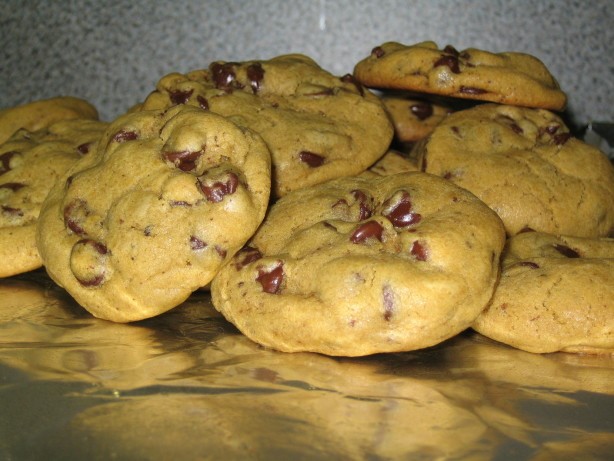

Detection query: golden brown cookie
(37, 105), (271, 322)
(411, 103), (614, 237)
(0, 119), (107, 277)
(354, 41), (567, 110)
(0, 96), (99, 145)
(140, 54), (393, 197)
(211, 172), (506, 356)
(473, 232), (614, 354)
(381, 93), (453, 142)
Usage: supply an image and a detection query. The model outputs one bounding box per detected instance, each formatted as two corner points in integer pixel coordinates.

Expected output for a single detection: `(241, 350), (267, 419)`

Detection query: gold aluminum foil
(1, 270), (613, 460)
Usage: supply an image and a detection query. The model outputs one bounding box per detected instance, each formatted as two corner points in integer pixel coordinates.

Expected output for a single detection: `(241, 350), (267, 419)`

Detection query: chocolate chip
(235, 246), (263, 270)
(434, 55), (460, 74)
(63, 199), (89, 236)
(0, 182), (26, 192)
(351, 190), (373, 220)
(112, 130), (138, 143)
(169, 88), (194, 105)
(443, 45), (460, 57)
(410, 102), (433, 121)
(0, 151), (18, 176)
(553, 132), (572, 146)
(162, 149), (202, 172)
(382, 191), (421, 227)
(299, 151), (325, 167)
(77, 143), (91, 155)
(210, 62), (243, 92)
(371, 46), (385, 58)
(256, 263), (284, 294)
(190, 236), (207, 250)
(198, 172), (239, 203)
(340, 74), (364, 96)
(410, 240), (428, 261)
(1, 205), (23, 217)
(215, 245), (227, 259)
(459, 86), (487, 94)
(553, 244), (580, 258)
(350, 220), (384, 244)
(197, 95), (209, 110)
(246, 62), (265, 94)
(71, 239), (109, 287)
(382, 285), (395, 321)
(512, 261), (540, 269)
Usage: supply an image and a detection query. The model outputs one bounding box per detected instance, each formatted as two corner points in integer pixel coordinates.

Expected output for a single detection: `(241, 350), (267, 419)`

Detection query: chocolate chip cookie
(211, 172), (506, 356)
(0, 96), (99, 145)
(412, 103), (614, 237)
(473, 232), (614, 354)
(140, 54), (393, 197)
(37, 105), (271, 322)
(1, 119), (107, 277)
(354, 41), (567, 110)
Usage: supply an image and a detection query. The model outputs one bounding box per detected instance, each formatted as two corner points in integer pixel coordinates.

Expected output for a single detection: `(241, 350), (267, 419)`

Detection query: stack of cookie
(1, 41), (612, 357)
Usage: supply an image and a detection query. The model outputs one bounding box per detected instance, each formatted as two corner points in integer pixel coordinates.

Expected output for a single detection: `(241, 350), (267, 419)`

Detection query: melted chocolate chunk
(0, 151), (18, 176)
(410, 102), (433, 120)
(198, 172), (239, 203)
(299, 151), (325, 167)
(197, 95), (209, 110)
(0, 182), (26, 192)
(246, 63), (265, 94)
(210, 62), (243, 92)
(340, 74), (365, 96)
(371, 46), (385, 58)
(190, 236), (207, 250)
(72, 239), (109, 287)
(553, 244), (580, 258)
(163, 149), (202, 172)
(434, 55), (460, 74)
(169, 88), (194, 105)
(553, 132), (572, 146)
(77, 143), (91, 155)
(112, 130), (138, 143)
(351, 190), (373, 220)
(215, 245), (227, 259)
(410, 240), (428, 261)
(256, 263), (284, 294)
(383, 191), (421, 227)
(63, 199), (89, 236)
(1, 205), (23, 217)
(235, 246), (263, 270)
(459, 86), (487, 94)
(350, 220), (384, 244)
(443, 45), (460, 57)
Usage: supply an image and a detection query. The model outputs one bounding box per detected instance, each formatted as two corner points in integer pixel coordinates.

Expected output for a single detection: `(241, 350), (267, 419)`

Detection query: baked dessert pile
(1, 41), (612, 356)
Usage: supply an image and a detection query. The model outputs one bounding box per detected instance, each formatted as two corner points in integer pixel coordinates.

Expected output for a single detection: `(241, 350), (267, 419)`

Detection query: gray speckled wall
(1, 0), (612, 128)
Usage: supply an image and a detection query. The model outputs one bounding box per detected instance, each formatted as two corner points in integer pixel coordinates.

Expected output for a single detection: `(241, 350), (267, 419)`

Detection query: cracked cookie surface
(37, 105), (271, 322)
(473, 232), (614, 354)
(211, 172), (505, 356)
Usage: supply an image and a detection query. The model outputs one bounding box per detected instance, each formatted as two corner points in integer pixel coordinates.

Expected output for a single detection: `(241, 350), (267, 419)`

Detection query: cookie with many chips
(211, 172), (506, 356)
(37, 105), (271, 322)
(473, 232), (614, 354)
(0, 119), (107, 277)
(140, 54), (393, 197)
(354, 41), (566, 111)
(412, 103), (614, 237)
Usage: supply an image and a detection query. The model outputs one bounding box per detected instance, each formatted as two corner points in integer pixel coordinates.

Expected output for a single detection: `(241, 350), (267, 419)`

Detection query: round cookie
(140, 54), (393, 197)
(0, 96), (99, 144)
(473, 232), (614, 354)
(381, 93), (453, 142)
(354, 41), (567, 111)
(0, 119), (107, 277)
(211, 172), (506, 356)
(411, 103), (614, 237)
(37, 105), (271, 322)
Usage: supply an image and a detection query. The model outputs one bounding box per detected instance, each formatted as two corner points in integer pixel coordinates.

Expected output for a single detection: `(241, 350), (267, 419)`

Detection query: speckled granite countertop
(1, 0), (612, 127)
